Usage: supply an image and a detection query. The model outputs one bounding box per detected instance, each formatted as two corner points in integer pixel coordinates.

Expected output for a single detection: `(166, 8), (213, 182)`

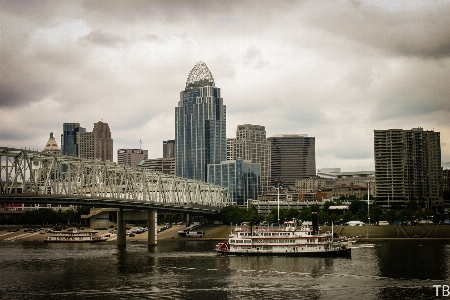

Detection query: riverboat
(215, 213), (351, 257)
(44, 230), (107, 243)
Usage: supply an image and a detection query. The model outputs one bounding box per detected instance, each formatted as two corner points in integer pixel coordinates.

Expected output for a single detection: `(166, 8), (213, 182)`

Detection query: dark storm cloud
(0, 81), (48, 108)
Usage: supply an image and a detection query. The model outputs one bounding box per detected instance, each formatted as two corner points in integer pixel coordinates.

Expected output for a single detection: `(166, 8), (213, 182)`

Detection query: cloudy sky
(1, 0), (449, 172)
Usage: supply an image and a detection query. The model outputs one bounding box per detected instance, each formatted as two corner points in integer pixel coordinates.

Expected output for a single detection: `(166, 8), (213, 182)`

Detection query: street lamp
(275, 177), (284, 225)
(367, 183), (370, 225)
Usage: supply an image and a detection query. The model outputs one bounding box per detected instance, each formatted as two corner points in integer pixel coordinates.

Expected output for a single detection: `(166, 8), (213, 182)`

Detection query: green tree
(369, 205), (383, 223)
(349, 200), (366, 215)
(298, 207), (312, 222)
(383, 209), (398, 223)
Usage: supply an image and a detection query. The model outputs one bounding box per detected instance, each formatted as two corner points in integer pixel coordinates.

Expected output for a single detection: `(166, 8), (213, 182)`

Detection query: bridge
(0, 147), (231, 246)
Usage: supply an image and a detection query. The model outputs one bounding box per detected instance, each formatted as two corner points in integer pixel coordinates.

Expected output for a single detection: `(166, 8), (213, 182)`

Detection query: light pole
(367, 183), (370, 225)
(276, 177), (283, 225)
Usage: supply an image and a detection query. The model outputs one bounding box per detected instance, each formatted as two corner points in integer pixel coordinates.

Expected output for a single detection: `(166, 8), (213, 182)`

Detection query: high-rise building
(163, 140), (175, 158)
(77, 131), (94, 159)
(207, 159), (261, 206)
(175, 61), (226, 181)
(443, 169), (450, 209)
(61, 123), (85, 157)
(228, 124), (271, 192)
(117, 149), (148, 167)
(93, 121), (113, 162)
(268, 134), (316, 189)
(43, 132), (60, 155)
(374, 128), (443, 211)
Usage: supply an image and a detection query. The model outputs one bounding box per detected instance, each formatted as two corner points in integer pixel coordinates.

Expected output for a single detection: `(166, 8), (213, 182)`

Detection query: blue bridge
(0, 147), (231, 246)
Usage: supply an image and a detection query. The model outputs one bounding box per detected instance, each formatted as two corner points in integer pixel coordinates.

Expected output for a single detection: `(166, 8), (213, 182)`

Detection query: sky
(1, 0), (449, 172)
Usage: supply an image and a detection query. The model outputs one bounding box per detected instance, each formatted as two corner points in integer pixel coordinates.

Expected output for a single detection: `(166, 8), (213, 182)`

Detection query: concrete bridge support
(117, 208), (126, 246)
(148, 209), (157, 246)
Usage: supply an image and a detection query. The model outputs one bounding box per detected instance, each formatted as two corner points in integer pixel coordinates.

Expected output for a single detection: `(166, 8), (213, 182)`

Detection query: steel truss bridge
(0, 147), (230, 214)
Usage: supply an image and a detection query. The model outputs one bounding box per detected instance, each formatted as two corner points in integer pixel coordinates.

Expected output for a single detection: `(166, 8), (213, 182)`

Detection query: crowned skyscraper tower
(175, 62), (226, 181)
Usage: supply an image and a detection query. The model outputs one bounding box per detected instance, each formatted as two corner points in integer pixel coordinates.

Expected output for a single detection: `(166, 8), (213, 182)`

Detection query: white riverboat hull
(215, 242), (351, 257)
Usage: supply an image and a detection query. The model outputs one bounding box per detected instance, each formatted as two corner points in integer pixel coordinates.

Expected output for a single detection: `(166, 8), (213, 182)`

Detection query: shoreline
(2, 224), (450, 243)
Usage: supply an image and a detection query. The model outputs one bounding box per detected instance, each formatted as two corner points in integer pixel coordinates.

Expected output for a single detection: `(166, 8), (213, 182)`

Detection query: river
(0, 240), (449, 299)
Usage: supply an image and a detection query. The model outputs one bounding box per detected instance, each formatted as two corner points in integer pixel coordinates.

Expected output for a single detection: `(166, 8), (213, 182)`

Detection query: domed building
(175, 62), (226, 181)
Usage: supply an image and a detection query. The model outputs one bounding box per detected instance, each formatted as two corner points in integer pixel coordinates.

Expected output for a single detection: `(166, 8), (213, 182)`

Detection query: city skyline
(1, 1), (449, 172)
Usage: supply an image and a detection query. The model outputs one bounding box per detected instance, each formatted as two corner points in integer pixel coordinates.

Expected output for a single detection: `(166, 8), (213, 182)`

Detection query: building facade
(175, 61), (226, 182)
(268, 134), (316, 189)
(93, 121), (113, 162)
(77, 131), (94, 159)
(43, 132), (60, 155)
(207, 159), (261, 206)
(117, 149), (148, 167)
(163, 140), (175, 158)
(374, 128), (443, 210)
(227, 124), (271, 192)
(138, 158), (176, 175)
(61, 123), (85, 157)
(295, 176), (335, 193)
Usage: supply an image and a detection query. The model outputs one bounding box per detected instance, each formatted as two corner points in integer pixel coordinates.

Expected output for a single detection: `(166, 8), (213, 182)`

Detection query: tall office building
(77, 131), (94, 159)
(268, 134), (316, 189)
(374, 128), (443, 211)
(93, 121), (113, 162)
(163, 140), (175, 158)
(228, 124), (271, 192)
(61, 123), (85, 157)
(117, 149), (148, 167)
(175, 61), (226, 181)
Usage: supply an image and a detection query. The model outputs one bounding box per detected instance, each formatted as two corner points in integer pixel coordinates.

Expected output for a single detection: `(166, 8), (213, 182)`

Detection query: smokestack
(312, 211), (318, 235)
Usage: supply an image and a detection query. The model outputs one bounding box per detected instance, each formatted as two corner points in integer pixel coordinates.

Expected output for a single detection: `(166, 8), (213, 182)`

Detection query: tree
(349, 200), (366, 215)
(369, 205), (383, 223)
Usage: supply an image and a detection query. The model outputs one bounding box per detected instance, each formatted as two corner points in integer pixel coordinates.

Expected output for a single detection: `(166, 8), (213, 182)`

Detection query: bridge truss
(0, 147), (230, 212)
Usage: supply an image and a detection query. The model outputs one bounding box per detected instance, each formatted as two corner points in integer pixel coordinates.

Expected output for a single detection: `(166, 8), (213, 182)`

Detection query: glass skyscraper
(175, 62), (226, 181)
(61, 123), (85, 157)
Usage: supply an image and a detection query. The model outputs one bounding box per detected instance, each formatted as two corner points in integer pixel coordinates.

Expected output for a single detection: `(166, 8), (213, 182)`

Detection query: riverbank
(0, 224), (232, 242)
(2, 224), (450, 242)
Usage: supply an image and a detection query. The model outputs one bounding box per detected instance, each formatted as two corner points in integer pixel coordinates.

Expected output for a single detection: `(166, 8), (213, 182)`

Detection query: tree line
(0, 206), (91, 226)
(218, 199), (439, 225)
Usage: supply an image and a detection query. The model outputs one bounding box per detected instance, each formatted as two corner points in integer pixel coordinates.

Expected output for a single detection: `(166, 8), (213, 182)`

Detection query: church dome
(185, 61), (215, 90)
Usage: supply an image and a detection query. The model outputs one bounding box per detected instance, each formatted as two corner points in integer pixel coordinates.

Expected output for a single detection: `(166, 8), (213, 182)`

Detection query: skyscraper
(374, 128), (443, 211)
(93, 121), (113, 162)
(268, 134), (316, 189)
(228, 124), (271, 192)
(175, 62), (226, 181)
(61, 123), (85, 157)
(77, 131), (94, 159)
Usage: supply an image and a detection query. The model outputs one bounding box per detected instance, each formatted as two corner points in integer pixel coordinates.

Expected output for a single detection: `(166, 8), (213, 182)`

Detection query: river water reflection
(0, 240), (449, 299)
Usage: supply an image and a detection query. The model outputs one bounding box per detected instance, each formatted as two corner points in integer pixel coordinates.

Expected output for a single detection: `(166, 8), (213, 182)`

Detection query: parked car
(419, 220), (433, 224)
(185, 231), (205, 238)
(444, 220), (450, 225)
(377, 221), (389, 226)
(347, 221), (365, 226)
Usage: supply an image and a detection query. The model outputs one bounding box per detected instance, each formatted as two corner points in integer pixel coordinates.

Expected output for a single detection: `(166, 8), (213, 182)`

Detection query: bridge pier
(117, 208), (126, 247)
(148, 209), (157, 246)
